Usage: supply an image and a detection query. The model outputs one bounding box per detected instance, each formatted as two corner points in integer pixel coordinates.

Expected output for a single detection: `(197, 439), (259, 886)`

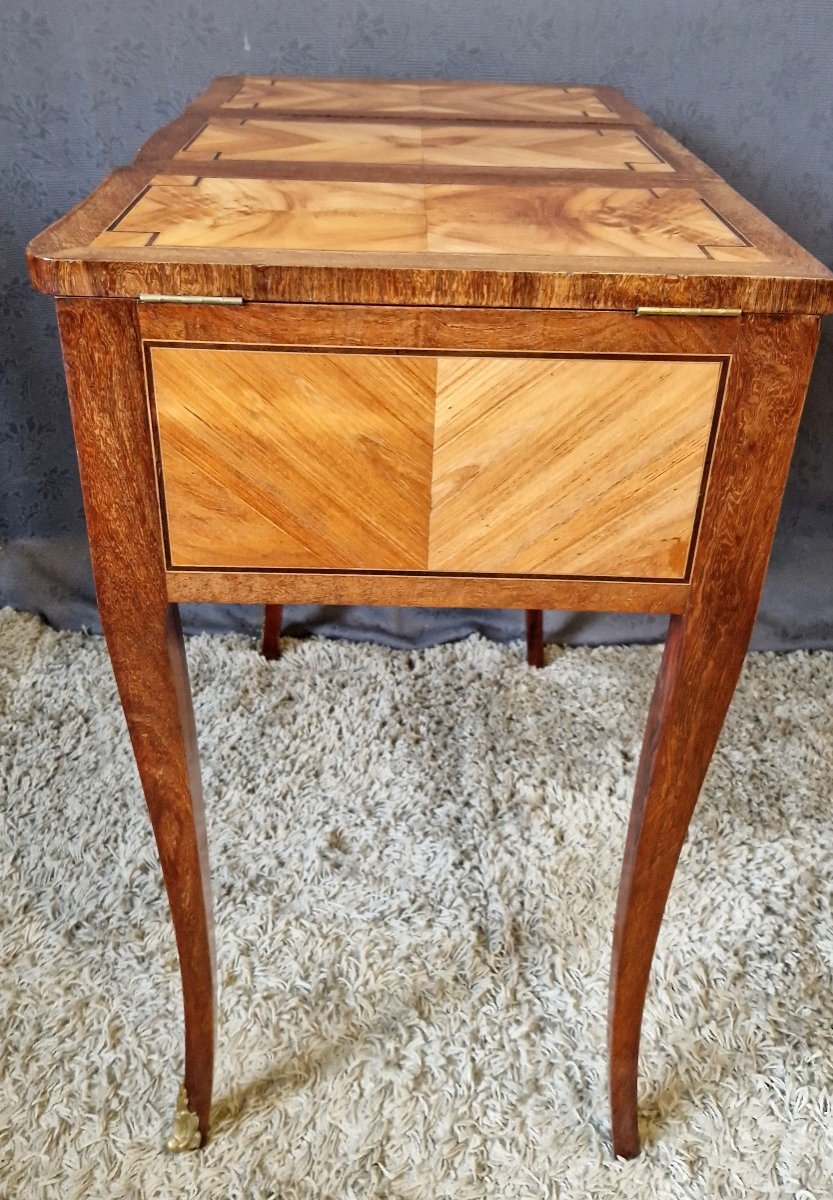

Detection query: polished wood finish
(262, 603), (282, 660)
(609, 314), (820, 1157)
(26, 77), (833, 312)
(168, 570), (688, 613)
(139, 302), (737, 611)
(29, 75), (831, 1159)
(428, 353), (722, 577)
(148, 342), (722, 578)
(150, 346), (434, 570)
(94, 176), (766, 262)
(137, 298), (742, 354)
(55, 298), (216, 1139)
(220, 77), (622, 121)
(28, 169), (833, 312)
(176, 117), (674, 172)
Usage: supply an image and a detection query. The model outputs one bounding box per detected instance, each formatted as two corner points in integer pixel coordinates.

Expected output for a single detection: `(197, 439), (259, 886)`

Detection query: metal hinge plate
(138, 294), (244, 306)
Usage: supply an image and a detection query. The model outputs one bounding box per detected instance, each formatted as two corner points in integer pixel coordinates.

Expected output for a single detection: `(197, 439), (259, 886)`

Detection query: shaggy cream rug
(1, 608), (832, 1199)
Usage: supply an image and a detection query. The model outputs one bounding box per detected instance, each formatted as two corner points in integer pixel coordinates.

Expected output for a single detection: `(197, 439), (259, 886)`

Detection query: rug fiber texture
(1, 609), (832, 1199)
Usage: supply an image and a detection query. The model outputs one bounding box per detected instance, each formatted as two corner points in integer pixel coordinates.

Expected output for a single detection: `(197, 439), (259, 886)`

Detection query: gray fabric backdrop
(1, 1), (831, 649)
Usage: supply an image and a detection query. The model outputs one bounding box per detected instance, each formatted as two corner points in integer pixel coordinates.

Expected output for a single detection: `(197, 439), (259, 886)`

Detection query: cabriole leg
(608, 314), (820, 1156)
(57, 298), (216, 1146)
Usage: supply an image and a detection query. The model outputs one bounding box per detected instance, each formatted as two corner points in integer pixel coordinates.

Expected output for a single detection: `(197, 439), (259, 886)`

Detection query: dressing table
(28, 74), (833, 1156)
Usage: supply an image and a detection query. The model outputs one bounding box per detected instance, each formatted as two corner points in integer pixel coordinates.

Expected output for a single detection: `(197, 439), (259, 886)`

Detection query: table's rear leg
(57, 298), (215, 1148)
(262, 606), (545, 665)
(262, 603), (283, 660)
(608, 314), (820, 1157)
(525, 609), (544, 667)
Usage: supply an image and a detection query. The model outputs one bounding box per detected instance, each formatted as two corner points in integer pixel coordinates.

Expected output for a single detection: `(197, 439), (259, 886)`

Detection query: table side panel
(142, 303), (733, 585)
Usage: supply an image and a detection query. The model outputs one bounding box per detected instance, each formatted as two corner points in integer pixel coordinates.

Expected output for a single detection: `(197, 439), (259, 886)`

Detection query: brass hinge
(636, 306), (742, 317)
(138, 294), (244, 305)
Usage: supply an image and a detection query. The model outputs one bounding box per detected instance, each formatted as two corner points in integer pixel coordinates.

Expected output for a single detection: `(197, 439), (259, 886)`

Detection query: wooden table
(28, 75), (833, 1158)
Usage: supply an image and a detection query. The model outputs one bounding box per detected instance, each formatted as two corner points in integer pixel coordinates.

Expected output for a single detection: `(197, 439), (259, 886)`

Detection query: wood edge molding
(165, 569), (689, 612)
(136, 301), (743, 353)
(29, 261), (833, 315)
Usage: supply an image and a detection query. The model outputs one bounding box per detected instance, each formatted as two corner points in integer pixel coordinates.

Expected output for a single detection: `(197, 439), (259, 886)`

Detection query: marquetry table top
(28, 75), (833, 313)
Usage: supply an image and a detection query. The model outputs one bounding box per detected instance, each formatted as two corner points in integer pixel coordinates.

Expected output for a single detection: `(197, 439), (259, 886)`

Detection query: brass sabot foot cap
(166, 1083), (202, 1153)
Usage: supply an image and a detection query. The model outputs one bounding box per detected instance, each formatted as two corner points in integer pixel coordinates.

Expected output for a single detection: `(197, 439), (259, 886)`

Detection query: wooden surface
(176, 118), (674, 172)
(95, 177), (767, 263)
(608, 314), (820, 1157)
(428, 354), (722, 577)
(151, 346), (435, 570)
(166, 570), (688, 613)
(220, 77), (624, 120)
(27, 75), (833, 312)
(56, 298), (217, 1140)
(149, 345), (721, 578)
(141, 301), (733, 588)
(32, 73), (832, 1162)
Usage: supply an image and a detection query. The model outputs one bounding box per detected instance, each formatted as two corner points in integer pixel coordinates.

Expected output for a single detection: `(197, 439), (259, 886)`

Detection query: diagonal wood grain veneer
(149, 344), (723, 579)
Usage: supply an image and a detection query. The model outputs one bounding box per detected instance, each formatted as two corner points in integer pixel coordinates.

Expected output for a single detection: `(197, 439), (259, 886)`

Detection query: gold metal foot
(166, 1083), (202, 1152)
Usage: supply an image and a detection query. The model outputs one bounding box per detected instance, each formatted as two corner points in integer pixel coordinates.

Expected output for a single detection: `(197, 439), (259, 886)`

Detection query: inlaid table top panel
(90, 176), (766, 262)
(175, 118), (674, 172)
(219, 77), (622, 121)
(27, 74), (833, 312)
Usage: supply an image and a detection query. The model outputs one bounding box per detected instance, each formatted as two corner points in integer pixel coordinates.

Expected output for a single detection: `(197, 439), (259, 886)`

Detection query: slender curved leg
(608, 315), (820, 1157)
(609, 612), (747, 1155)
(525, 609), (544, 667)
(57, 299), (216, 1145)
(262, 604), (283, 660)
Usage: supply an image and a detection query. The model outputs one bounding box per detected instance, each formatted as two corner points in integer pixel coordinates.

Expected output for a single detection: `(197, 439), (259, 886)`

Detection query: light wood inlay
(419, 81), (616, 120)
(421, 124), (670, 170)
(149, 344), (722, 579)
(98, 177), (765, 261)
(222, 77), (617, 120)
(150, 347), (435, 569)
(106, 178), (429, 251)
(424, 184), (766, 260)
(179, 119), (424, 164)
(429, 355), (723, 577)
(176, 118), (672, 172)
